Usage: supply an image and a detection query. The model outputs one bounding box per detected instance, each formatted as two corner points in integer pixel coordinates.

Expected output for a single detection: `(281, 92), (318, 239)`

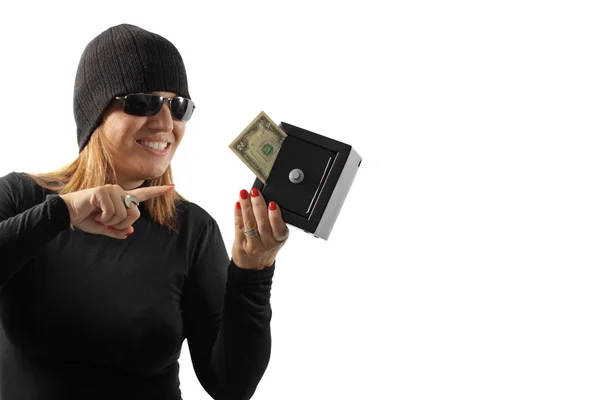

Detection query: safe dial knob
(289, 169), (305, 184)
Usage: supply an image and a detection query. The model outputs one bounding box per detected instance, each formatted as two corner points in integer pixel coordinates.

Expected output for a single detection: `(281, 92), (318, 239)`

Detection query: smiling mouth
(135, 140), (171, 153)
(136, 140), (170, 149)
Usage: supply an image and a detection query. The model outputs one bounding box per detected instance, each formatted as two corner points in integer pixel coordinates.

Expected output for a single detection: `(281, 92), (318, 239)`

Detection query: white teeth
(138, 141), (168, 150)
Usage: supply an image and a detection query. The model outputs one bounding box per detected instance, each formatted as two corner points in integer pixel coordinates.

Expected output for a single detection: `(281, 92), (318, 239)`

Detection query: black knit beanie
(73, 23), (190, 152)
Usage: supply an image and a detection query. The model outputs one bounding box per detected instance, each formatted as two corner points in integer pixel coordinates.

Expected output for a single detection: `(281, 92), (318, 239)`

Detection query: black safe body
(252, 122), (362, 240)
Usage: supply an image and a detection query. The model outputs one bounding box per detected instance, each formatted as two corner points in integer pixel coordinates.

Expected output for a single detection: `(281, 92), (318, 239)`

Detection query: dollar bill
(229, 111), (287, 183)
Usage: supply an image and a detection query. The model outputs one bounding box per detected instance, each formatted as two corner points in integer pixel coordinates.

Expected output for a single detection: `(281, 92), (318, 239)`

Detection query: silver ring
(124, 194), (140, 209)
(244, 228), (259, 238)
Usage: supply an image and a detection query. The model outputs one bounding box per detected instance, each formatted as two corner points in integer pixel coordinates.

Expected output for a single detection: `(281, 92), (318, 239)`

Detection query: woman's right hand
(59, 184), (175, 239)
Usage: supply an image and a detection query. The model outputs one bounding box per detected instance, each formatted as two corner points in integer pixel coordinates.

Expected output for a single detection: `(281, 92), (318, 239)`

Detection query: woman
(0, 24), (288, 400)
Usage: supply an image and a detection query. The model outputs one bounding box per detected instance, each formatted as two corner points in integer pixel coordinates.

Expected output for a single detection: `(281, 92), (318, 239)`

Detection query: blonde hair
(25, 126), (186, 234)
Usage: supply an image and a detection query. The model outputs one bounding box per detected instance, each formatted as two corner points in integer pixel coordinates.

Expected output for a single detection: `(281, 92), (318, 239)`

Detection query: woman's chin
(137, 167), (168, 181)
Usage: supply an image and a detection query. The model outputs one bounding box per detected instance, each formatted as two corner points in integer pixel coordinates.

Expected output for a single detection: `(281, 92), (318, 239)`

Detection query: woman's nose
(146, 102), (174, 131)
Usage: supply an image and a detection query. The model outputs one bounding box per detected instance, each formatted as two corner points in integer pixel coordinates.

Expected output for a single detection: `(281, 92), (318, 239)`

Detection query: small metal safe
(252, 121), (362, 240)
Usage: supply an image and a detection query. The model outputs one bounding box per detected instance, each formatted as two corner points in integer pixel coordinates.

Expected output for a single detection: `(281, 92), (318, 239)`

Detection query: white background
(0, 1), (599, 399)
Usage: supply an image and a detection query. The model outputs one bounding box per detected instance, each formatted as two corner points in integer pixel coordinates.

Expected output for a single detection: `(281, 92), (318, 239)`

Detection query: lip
(136, 141), (171, 156)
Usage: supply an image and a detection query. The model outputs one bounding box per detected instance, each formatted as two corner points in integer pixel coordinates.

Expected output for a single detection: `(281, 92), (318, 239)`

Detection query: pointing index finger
(126, 185), (175, 203)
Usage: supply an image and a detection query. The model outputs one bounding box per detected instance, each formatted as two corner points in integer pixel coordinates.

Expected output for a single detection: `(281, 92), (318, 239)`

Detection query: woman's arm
(182, 218), (274, 400)
(0, 172), (71, 290)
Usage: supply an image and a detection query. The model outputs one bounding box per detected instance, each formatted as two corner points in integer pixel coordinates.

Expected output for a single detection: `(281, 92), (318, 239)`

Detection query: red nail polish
(269, 201), (277, 211)
(251, 188), (259, 197)
(167, 184), (175, 187)
(236, 201), (241, 209)
(240, 189), (248, 200)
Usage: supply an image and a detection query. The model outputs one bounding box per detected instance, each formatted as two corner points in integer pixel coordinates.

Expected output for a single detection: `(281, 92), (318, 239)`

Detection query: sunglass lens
(123, 94), (163, 116)
(170, 97), (195, 121)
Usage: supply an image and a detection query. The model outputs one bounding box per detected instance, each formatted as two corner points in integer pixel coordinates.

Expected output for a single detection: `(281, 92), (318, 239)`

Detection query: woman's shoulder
(0, 171), (45, 195)
(0, 171), (24, 184)
(0, 171), (49, 211)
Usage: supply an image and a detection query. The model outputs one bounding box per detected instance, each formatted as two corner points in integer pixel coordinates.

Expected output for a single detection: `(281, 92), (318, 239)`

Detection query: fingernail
(240, 189), (248, 200)
(251, 188), (259, 197)
(107, 226), (117, 231)
(236, 201), (241, 209)
(269, 201), (277, 211)
(167, 184), (175, 187)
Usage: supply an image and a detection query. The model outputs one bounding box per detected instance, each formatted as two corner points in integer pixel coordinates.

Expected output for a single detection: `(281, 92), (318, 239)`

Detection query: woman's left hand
(232, 188), (289, 270)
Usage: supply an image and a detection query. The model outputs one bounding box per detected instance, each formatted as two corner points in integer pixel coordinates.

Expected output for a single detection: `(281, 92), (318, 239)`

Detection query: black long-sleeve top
(0, 171), (274, 400)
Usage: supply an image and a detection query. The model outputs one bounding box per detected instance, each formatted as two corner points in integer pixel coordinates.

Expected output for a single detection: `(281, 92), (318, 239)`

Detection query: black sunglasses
(114, 93), (195, 121)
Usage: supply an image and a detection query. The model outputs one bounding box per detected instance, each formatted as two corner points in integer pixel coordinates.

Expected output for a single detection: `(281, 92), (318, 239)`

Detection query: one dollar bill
(229, 111), (287, 183)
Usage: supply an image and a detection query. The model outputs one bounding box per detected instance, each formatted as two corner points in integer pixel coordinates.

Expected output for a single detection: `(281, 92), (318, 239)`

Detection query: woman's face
(101, 91), (186, 189)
